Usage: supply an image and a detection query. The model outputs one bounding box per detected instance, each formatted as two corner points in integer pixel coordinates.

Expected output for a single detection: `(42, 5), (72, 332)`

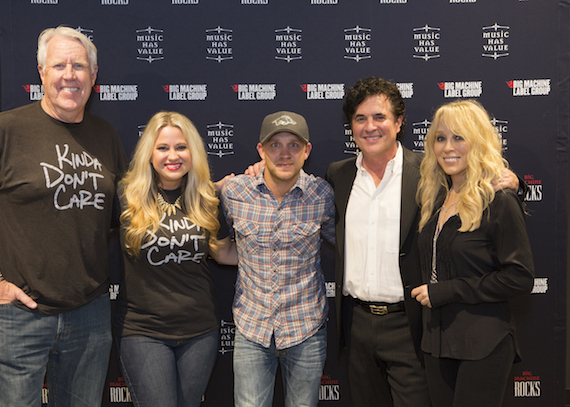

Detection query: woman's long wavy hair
(120, 111), (220, 256)
(417, 100), (508, 233)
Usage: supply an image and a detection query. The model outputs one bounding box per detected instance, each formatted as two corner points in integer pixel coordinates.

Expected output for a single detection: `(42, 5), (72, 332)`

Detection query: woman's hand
(210, 236), (238, 266)
(213, 173), (235, 192)
(411, 284), (432, 308)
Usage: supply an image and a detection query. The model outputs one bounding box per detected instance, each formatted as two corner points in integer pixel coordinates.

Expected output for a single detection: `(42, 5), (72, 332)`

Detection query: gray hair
(37, 26), (97, 70)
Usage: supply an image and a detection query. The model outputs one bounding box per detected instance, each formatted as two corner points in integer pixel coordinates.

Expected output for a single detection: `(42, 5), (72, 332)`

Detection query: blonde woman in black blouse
(411, 100), (534, 407)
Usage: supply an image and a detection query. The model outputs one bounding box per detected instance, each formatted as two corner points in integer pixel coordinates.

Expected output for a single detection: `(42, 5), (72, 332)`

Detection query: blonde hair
(417, 100), (508, 232)
(37, 26), (97, 71)
(120, 111), (220, 256)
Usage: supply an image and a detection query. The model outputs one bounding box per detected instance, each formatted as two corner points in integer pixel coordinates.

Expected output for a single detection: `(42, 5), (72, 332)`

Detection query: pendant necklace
(157, 191), (182, 216)
(431, 199), (456, 284)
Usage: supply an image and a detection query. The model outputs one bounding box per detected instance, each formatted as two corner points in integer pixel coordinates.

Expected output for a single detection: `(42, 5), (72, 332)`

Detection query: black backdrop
(1, 0), (569, 406)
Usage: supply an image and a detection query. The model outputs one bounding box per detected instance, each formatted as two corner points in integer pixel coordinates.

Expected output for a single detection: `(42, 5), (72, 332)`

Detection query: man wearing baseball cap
(221, 111), (335, 407)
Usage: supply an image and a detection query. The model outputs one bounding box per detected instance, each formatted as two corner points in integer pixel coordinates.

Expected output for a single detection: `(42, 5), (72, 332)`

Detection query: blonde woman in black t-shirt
(115, 111), (237, 407)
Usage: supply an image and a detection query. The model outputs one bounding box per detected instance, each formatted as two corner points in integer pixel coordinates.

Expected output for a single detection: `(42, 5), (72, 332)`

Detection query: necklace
(431, 200), (457, 284)
(441, 201), (456, 213)
(157, 192), (182, 216)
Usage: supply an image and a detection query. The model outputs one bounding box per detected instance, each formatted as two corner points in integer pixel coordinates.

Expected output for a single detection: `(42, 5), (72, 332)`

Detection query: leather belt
(352, 297), (405, 316)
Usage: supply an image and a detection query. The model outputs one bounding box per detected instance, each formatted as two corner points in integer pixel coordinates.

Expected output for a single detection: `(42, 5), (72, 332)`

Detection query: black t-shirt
(0, 102), (127, 314)
(115, 187), (229, 340)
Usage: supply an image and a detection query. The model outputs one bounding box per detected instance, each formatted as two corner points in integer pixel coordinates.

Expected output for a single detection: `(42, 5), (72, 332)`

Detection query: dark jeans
(0, 294), (112, 407)
(116, 329), (219, 407)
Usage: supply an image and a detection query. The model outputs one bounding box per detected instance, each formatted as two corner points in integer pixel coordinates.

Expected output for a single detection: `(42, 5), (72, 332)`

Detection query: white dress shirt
(344, 143), (405, 303)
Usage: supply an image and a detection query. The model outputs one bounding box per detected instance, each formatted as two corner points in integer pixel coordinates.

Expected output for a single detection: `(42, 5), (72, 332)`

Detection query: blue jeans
(233, 324), (327, 407)
(0, 294), (112, 407)
(116, 329), (219, 407)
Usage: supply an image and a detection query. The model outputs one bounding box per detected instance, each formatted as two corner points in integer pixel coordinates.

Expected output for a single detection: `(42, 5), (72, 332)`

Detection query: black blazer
(325, 147), (425, 360)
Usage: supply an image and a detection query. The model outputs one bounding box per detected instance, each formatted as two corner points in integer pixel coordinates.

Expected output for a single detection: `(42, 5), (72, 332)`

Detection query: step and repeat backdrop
(1, 0), (568, 406)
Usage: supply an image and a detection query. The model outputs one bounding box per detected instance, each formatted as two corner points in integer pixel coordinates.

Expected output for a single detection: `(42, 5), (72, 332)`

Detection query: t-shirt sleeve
(217, 200), (230, 240)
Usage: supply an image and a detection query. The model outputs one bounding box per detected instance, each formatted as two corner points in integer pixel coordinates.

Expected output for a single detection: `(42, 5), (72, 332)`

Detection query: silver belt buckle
(369, 305), (388, 315)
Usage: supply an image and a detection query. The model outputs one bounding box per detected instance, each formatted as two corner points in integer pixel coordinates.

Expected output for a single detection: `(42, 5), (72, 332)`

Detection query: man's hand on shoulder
(244, 160), (264, 177)
(493, 168), (520, 192)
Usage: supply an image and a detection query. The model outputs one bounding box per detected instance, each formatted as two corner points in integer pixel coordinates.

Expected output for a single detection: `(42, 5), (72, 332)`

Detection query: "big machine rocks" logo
(514, 370), (541, 398)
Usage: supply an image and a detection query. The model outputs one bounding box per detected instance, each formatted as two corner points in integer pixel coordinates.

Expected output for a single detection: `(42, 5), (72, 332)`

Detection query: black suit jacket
(325, 147), (424, 360)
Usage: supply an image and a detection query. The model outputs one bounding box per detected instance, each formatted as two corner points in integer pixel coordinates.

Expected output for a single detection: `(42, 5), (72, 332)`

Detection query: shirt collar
(355, 141), (403, 175)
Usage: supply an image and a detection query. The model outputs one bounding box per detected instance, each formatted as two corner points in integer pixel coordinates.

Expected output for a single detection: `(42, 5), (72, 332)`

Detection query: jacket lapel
(400, 148), (421, 249)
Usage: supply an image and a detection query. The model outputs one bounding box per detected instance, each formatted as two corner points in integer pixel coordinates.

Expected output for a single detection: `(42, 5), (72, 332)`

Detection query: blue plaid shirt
(221, 170), (335, 349)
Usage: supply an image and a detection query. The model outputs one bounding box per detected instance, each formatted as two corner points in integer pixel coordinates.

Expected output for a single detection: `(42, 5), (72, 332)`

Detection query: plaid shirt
(221, 170), (335, 349)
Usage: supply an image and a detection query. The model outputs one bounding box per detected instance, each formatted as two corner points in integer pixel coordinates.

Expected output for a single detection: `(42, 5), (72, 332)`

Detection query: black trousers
(423, 334), (515, 407)
(345, 299), (431, 407)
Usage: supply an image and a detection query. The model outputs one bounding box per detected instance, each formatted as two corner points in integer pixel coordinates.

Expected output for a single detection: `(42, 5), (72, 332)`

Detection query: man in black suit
(325, 77), (430, 407)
